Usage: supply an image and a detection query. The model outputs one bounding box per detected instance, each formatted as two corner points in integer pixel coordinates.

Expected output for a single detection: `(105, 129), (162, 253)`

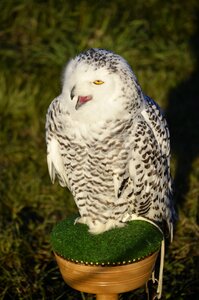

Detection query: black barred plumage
(46, 48), (175, 239)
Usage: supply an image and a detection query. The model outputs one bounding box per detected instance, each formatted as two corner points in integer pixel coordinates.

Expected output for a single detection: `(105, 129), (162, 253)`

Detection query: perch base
(54, 251), (158, 299)
(96, 294), (118, 300)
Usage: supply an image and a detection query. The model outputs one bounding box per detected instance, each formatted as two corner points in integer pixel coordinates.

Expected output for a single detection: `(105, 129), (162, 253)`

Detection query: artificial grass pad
(51, 214), (163, 265)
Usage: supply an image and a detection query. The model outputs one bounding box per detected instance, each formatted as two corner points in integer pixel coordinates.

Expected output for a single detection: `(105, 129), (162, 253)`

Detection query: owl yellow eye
(93, 80), (104, 85)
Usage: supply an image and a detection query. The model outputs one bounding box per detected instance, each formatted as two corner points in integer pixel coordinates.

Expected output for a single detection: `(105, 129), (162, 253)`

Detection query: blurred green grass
(0, 0), (198, 299)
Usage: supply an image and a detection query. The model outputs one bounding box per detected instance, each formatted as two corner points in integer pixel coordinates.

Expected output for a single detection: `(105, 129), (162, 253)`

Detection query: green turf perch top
(51, 214), (163, 266)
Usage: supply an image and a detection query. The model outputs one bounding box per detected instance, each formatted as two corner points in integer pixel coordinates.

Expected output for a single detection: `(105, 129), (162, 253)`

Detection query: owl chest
(61, 135), (128, 189)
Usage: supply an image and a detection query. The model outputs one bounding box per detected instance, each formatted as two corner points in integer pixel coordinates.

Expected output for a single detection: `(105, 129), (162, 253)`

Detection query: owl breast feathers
(46, 48), (175, 240)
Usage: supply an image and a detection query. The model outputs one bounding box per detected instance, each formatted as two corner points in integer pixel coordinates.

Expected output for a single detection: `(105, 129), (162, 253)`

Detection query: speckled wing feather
(46, 96), (69, 188)
(115, 95), (173, 239)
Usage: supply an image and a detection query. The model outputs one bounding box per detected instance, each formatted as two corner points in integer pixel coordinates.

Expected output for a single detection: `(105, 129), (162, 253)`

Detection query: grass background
(0, 0), (198, 299)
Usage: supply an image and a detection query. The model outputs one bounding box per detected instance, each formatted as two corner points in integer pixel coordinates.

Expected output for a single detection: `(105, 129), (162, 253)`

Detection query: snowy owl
(46, 48), (174, 240)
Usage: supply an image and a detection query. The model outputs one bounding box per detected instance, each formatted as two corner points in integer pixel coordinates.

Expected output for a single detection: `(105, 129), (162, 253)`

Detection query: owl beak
(75, 95), (93, 110)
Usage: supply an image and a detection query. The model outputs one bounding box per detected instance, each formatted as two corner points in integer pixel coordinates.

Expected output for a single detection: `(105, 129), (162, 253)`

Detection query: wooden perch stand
(51, 215), (163, 300)
(54, 251), (158, 300)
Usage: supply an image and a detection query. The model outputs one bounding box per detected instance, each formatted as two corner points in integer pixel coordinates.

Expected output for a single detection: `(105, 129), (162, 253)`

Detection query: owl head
(60, 48), (143, 122)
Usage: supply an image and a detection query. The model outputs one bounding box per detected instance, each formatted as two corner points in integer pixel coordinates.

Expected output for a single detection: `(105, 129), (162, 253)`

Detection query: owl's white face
(61, 62), (125, 123)
(59, 49), (142, 125)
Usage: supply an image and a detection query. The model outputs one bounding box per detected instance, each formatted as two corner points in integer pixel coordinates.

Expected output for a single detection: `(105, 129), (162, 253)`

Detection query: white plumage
(46, 48), (174, 239)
